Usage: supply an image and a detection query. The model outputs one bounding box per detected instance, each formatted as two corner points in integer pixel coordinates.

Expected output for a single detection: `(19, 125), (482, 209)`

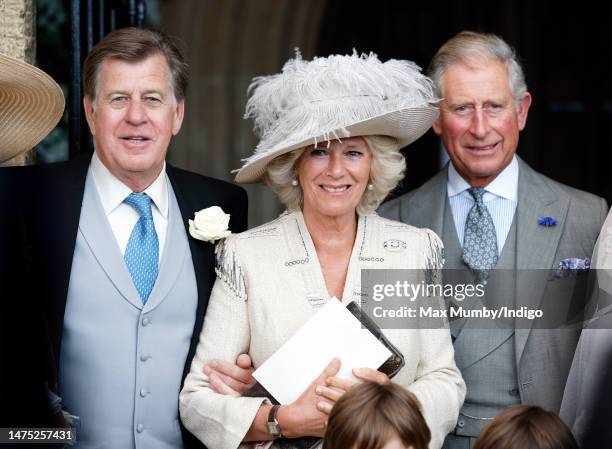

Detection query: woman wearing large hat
(180, 52), (465, 449)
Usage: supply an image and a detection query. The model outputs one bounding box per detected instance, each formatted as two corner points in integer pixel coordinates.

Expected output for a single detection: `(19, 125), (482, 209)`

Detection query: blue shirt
(447, 156), (519, 255)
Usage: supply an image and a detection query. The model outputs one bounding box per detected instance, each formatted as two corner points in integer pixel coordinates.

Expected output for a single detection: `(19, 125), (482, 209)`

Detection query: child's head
(473, 405), (578, 449)
(323, 381), (430, 449)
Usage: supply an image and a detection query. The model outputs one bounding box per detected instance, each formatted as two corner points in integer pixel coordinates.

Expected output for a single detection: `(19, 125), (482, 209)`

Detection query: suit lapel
(400, 167), (448, 237)
(78, 169), (143, 309)
(166, 165), (216, 305)
(515, 158), (569, 364)
(144, 182), (189, 311)
(166, 166), (216, 382)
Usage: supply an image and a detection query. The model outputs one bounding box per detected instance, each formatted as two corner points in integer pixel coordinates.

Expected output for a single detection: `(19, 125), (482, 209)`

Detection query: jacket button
(510, 387), (519, 396)
(457, 420), (465, 428)
(140, 354), (151, 362)
(141, 317), (151, 326)
(140, 388), (149, 397)
(136, 424), (144, 433)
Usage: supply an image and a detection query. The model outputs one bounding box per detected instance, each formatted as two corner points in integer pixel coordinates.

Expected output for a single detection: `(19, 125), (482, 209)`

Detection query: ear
(172, 99), (185, 135)
(517, 92), (532, 131)
(83, 96), (96, 135)
(432, 116), (443, 136)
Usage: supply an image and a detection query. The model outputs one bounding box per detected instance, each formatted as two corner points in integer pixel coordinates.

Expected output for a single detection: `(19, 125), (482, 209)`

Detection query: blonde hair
(263, 135), (405, 215)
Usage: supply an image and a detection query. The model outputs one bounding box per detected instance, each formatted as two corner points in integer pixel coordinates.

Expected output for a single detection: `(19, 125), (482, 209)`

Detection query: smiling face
(83, 52), (184, 191)
(296, 137), (372, 221)
(433, 58), (531, 187)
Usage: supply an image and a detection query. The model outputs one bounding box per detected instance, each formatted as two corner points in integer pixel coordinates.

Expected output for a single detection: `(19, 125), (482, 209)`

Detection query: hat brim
(0, 53), (65, 163)
(235, 104), (439, 183)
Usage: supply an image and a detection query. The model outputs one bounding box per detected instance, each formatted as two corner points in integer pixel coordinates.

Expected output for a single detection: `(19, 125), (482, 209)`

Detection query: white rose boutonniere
(189, 206), (231, 243)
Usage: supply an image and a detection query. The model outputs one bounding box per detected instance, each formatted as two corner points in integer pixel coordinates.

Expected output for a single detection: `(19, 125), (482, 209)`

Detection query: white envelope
(253, 299), (392, 404)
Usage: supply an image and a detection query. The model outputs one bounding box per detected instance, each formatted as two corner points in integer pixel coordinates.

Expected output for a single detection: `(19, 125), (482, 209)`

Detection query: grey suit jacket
(379, 156), (608, 412)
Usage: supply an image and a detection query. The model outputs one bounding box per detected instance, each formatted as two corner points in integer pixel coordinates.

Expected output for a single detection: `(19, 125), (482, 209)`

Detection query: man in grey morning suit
(379, 31), (608, 449)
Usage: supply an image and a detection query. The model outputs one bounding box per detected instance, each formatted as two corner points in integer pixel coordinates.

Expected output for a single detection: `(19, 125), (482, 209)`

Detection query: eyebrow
(105, 90), (130, 97)
(105, 89), (164, 97)
(141, 90), (164, 96)
(445, 99), (473, 107)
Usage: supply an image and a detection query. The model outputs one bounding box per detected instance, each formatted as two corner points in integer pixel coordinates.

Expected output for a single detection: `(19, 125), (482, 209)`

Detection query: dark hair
(82, 27), (188, 101)
(323, 382), (430, 449)
(473, 405), (578, 449)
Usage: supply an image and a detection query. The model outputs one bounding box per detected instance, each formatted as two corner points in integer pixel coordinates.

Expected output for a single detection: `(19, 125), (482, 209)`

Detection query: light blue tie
(124, 193), (159, 303)
(462, 187), (498, 281)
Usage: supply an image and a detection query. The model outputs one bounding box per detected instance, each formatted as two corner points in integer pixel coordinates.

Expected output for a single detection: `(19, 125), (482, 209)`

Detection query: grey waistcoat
(442, 196), (520, 439)
(59, 170), (198, 449)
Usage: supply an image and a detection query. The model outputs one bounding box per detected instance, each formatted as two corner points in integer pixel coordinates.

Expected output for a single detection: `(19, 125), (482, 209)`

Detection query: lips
(119, 135), (152, 148)
(465, 142), (499, 152)
(320, 184), (351, 193)
(120, 135), (151, 142)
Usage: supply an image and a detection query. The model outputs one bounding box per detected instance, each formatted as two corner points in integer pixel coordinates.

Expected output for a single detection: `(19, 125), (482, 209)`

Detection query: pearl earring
(367, 183), (374, 191)
(291, 179), (298, 187)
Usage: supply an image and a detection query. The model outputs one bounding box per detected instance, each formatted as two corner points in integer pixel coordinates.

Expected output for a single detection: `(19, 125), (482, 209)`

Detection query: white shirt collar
(447, 155), (519, 201)
(90, 152), (168, 218)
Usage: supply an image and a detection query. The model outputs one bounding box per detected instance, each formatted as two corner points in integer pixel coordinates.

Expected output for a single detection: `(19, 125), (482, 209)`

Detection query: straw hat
(235, 51), (439, 183)
(0, 52), (65, 163)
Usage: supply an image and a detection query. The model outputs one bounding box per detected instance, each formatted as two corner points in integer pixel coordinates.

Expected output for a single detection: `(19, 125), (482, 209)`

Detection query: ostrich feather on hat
(235, 50), (440, 183)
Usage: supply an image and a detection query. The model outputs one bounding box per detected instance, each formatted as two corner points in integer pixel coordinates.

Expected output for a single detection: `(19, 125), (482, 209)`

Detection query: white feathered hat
(234, 50), (439, 183)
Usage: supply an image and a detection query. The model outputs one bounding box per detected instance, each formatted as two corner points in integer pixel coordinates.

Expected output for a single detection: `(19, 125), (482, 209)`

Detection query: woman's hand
(315, 367), (390, 414)
(278, 357), (341, 438)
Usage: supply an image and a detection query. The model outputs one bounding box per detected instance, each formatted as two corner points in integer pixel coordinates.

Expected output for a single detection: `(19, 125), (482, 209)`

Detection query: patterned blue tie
(462, 187), (498, 281)
(123, 193), (159, 303)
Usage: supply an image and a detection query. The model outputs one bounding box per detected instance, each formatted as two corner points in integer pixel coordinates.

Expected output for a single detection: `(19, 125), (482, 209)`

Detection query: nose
(125, 99), (147, 125)
(326, 151), (345, 178)
(469, 108), (489, 139)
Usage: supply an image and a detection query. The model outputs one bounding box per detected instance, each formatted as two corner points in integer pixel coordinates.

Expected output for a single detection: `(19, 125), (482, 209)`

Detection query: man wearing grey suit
(379, 31), (608, 449)
(15, 28), (247, 449)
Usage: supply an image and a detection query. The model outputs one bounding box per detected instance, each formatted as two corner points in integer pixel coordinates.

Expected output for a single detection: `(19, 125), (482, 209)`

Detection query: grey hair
(263, 135), (405, 215)
(427, 31), (528, 110)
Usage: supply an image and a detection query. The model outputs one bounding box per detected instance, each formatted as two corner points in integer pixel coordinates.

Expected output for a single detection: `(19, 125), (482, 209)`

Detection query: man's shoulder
(167, 165), (248, 231)
(167, 165), (246, 201)
(381, 187), (418, 210)
(520, 161), (608, 240)
(2, 157), (90, 206)
(524, 162), (606, 210)
(167, 165), (242, 191)
(378, 167), (447, 220)
(4, 156), (89, 178)
(543, 175), (603, 205)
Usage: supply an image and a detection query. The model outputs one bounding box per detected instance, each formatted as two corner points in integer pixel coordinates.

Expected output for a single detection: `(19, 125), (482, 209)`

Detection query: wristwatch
(267, 405), (282, 439)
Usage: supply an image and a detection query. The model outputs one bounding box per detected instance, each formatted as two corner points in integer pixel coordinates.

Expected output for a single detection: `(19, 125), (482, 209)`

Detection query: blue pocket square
(552, 257), (591, 279)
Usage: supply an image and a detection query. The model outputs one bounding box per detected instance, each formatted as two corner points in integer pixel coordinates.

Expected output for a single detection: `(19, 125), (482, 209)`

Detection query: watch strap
(267, 404), (282, 438)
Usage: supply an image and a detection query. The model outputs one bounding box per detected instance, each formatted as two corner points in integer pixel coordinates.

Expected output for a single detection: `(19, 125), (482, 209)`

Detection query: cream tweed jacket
(180, 210), (465, 449)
